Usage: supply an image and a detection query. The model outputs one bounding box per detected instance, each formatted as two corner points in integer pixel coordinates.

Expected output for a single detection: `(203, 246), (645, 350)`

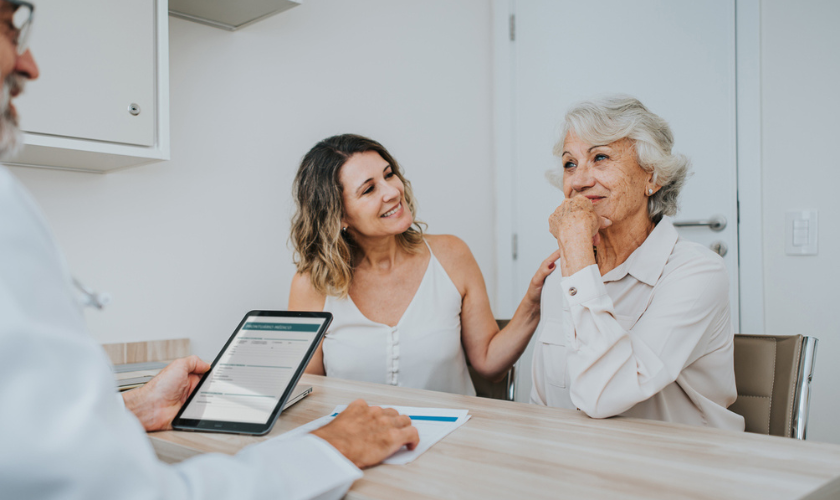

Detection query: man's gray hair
(550, 95), (690, 222)
(0, 73), (25, 160)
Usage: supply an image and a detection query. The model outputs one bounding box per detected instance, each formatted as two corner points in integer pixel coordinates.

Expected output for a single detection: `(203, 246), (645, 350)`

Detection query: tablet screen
(179, 313), (328, 425)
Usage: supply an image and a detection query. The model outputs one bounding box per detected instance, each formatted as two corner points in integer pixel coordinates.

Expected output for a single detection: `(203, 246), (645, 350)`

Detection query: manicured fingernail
(548, 262), (555, 269)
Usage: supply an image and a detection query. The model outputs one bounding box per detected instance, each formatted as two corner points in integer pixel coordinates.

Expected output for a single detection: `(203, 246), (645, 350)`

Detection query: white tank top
(322, 242), (476, 396)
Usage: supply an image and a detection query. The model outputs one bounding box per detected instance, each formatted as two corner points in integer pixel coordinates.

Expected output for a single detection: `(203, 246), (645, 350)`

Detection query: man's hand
(122, 355), (211, 432)
(311, 399), (420, 469)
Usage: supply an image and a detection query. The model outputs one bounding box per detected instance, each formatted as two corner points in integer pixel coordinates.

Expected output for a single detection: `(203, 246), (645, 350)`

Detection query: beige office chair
(467, 319), (516, 401)
(728, 334), (818, 439)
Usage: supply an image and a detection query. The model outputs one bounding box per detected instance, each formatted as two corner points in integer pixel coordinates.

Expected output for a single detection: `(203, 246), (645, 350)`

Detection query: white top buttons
(322, 241), (476, 396)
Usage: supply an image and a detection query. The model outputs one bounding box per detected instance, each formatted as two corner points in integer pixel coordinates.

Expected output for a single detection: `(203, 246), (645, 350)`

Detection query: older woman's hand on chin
(548, 196), (611, 277)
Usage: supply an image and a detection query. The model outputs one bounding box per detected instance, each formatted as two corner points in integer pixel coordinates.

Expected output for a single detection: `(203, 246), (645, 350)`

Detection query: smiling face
(339, 151), (414, 239)
(561, 132), (656, 229)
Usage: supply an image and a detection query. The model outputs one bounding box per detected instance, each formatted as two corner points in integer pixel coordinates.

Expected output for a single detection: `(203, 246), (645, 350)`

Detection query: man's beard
(0, 74), (25, 161)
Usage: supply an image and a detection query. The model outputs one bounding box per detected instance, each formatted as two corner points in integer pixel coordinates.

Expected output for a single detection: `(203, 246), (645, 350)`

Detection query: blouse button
(568, 287), (577, 296)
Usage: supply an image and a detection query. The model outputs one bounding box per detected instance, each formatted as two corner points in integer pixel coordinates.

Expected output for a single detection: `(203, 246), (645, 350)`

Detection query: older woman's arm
(562, 253), (733, 419)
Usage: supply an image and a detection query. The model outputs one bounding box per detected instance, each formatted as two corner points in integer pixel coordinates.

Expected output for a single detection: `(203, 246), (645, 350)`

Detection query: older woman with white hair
(531, 95), (745, 431)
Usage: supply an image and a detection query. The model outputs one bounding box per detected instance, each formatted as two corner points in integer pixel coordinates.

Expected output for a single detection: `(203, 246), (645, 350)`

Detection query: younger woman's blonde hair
(290, 134), (425, 298)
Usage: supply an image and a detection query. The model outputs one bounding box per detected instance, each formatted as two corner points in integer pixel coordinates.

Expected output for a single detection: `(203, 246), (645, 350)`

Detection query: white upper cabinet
(169, 0), (301, 31)
(9, 0), (169, 173)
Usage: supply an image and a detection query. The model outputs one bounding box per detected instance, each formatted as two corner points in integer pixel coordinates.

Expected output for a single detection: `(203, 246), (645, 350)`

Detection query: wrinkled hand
(549, 196), (609, 246)
(548, 197), (612, 276)
(122, 355), (211, 432)
(311, 399), (420, 469)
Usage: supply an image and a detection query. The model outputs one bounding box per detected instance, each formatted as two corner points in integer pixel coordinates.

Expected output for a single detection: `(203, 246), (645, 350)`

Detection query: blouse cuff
(560, 264), (607, 306)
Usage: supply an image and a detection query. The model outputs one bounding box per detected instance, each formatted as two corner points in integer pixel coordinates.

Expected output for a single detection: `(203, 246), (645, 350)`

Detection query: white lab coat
(0, 166), (362, 500)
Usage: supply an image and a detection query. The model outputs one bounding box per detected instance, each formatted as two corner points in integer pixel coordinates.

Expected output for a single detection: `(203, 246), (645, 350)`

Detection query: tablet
(172, 310), (331, 435)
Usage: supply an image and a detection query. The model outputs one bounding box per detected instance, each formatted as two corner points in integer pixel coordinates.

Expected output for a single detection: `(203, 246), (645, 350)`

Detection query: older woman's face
(561, 132), (653, 227)
(339, 151), (413, 238)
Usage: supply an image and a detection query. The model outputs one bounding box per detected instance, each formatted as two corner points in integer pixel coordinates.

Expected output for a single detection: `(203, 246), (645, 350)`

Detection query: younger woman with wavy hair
(289, 134), (558, 395)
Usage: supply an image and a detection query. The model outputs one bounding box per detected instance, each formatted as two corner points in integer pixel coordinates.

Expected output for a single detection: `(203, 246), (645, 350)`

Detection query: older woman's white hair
(549, 95), (690, 222)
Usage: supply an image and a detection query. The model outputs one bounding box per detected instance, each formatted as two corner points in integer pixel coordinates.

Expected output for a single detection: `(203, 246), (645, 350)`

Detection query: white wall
(761, 0), (840, 444)
(9, 0), (495, 361)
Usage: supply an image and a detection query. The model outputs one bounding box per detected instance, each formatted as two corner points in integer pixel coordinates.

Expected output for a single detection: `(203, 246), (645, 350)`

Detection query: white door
(504, 0), (740, 402)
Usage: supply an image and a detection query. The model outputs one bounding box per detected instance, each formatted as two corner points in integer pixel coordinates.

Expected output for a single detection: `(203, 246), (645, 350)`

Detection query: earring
(647, 188), (654, 196)
(341, 226), (348, 233)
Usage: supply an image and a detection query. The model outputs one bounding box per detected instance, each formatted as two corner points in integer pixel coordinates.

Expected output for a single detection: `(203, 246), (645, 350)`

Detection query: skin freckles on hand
(549, 196), (604, 246)
(548, 197), (612, 276)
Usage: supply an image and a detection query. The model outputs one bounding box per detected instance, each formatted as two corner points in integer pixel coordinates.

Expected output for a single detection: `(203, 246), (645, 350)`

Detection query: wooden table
(149, 374), (840, 499)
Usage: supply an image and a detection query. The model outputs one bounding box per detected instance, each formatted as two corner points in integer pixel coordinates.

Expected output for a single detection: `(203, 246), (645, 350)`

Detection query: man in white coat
(0, 2), (419, 499)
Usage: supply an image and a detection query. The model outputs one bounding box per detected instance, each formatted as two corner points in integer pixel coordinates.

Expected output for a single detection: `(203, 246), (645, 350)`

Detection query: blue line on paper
(329, 413), (458, 422)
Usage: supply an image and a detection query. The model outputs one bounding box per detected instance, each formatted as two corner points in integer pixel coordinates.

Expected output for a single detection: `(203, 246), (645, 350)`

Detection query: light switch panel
(785, 210), (818, 255)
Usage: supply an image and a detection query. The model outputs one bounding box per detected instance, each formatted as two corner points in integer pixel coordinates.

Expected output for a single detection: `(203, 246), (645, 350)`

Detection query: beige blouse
(531, 216), (745, 431)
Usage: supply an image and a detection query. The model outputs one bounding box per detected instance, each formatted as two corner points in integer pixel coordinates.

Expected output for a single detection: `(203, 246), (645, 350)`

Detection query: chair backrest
(728, 334), (818, 439)
(467, 319), (516, 401)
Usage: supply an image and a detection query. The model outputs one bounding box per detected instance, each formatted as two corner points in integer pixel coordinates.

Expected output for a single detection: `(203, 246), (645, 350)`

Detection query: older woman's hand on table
(549, 196), (611, 277)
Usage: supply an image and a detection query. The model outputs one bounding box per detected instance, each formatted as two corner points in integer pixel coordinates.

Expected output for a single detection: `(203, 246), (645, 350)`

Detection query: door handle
(673, 215), (727, 232)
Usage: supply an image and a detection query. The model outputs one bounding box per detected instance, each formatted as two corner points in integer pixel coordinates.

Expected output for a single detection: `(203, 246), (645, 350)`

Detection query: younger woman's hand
(524, 249), (563, 307)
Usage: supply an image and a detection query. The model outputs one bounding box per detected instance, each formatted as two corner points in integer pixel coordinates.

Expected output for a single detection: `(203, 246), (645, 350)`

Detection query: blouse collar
(600, 215), (679, 286)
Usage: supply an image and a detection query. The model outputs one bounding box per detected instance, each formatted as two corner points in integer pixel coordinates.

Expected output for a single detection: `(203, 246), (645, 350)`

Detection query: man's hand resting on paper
(122, 355), (211, 432)
(311, 399), (420, 469)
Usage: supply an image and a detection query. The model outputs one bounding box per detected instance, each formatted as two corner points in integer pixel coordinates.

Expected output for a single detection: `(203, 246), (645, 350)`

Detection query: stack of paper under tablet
(280, 405), (470, 464)
(113, 361), (168, 391)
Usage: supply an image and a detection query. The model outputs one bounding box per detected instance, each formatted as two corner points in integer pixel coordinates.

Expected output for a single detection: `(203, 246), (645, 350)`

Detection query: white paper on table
(278, 405), (470, 465)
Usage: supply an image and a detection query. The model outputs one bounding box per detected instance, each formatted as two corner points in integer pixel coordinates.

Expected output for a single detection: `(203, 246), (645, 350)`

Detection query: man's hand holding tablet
(172, 311), (333, 434)
(126, 363), (420, 469)
(123, 355), (212, 432)
(128, 366), (420, 469)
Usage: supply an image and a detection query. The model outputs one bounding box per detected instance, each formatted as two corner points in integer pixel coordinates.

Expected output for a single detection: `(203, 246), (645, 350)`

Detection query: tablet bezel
(171, 310), (331, 436)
